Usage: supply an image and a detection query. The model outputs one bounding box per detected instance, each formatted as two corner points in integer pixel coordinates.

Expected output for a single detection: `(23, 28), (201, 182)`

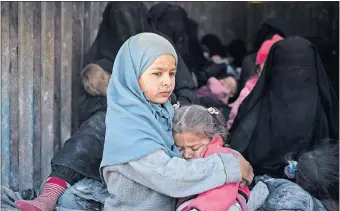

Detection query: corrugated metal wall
(1, 1), (107, 191)
(145, 1), (339, 48)
(1, 1), (338, 192)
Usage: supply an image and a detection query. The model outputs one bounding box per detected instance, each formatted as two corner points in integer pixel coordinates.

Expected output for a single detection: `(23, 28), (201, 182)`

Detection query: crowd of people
(3, 2), (339, 211)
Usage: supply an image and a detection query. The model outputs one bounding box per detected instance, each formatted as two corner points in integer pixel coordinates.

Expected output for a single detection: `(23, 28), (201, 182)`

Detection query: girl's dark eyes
(153, 72), (176, 77)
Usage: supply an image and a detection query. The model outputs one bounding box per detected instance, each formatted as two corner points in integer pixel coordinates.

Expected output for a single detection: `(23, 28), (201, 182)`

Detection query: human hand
(235, 153), (254, 186)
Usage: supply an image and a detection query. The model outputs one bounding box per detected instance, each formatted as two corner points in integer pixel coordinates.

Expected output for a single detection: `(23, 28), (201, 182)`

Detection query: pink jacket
(176, 136), (250, 211)
(227, 75), (259, 129)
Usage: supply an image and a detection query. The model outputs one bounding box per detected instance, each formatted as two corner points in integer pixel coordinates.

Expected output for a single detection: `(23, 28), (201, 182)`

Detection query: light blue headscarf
(100, 32), (179, 168)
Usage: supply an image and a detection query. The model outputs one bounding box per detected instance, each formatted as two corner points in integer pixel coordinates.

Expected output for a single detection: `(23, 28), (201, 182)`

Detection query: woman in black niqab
(228, 37), (338, 177)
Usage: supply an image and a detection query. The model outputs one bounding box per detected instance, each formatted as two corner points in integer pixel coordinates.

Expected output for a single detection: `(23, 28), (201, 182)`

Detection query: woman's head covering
(149, 3), (191, 69)
(252, 16), (287, 53)
(149, 3), (188, 45)
(186, 18), (209, 71)
(306, 36), (339, 95)
(101, 33), (179, 167)
(228, 36), (338, 177)
(200, 34), (223, 56)
(225, 39), (247, 67)
(83, 2), (153, 68)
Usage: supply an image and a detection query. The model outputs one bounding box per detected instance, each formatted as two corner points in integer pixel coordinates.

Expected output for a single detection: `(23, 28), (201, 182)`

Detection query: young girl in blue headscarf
(100, 32), (254, 211)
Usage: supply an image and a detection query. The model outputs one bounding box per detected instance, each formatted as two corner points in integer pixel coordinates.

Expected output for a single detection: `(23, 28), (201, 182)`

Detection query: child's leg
(15, 165), (83, 211)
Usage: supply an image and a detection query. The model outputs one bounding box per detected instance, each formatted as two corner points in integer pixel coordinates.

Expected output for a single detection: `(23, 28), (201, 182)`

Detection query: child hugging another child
(100, 32), (254, 211)
(173, 105), (251, 211)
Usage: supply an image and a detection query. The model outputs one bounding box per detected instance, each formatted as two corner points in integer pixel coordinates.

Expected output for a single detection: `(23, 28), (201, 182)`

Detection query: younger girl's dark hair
(172, 105), (228, 141)
(285, 140), (339, 210)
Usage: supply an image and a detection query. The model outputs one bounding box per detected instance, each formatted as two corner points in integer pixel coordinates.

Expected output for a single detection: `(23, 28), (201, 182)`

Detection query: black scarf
(228, 37), (339, 177)
(83, 2), (153, 70)
(149, 3), (192, 70)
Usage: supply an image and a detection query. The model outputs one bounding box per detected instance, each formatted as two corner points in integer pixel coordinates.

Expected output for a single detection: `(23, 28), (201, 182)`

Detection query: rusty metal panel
(0, 1), (103, 192)
(9, 1), (20, 192)
(60, 2), (73, 146)
(40, 1), (56, 182)
(18, 1), (35, 190)
(32, 1), (42, 190)
(1, 1), (11, 189)
(71, 2), (84, 132)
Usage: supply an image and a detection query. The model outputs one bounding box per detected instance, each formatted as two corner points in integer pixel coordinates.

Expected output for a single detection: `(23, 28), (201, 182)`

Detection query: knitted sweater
(102, 149), (242, 211)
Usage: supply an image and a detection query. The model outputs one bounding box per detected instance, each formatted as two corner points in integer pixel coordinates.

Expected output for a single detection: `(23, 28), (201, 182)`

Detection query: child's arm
(107, 149), (242, 198)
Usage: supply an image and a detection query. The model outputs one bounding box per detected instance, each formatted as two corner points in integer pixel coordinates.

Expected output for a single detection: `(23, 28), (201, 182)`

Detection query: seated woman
(101, 32), (254, 211)
(173, 105), (250, 211)
(228, 36), (339, 178)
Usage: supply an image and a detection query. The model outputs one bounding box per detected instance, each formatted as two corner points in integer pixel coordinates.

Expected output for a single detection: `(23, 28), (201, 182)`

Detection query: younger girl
(100, 33), (254, 211)
(173, 105), (250, 211)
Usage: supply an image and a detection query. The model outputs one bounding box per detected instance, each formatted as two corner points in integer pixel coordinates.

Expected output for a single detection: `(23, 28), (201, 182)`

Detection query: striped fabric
(15, 177), (69, 211)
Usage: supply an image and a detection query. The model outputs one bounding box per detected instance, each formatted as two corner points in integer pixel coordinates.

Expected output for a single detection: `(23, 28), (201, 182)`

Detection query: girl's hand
(236, 154), (254, 186)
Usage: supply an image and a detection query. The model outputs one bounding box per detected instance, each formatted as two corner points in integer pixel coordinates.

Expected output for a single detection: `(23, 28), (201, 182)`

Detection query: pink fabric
(177, 136), (250, 211)
(197, 85), (212, 97)
(256, 34), (283, 65)
(227, 75), (259, 129)
(196, 77), (230, 105)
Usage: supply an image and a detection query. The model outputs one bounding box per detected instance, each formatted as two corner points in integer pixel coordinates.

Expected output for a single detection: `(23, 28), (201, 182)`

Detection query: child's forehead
(174, 132), (207, 144)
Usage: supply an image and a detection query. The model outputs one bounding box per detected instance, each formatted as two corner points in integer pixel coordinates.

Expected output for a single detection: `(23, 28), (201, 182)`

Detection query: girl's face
(219, 76), (237, 97)
(139, 54), (176, 104)
(174, 132), (211, 160)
